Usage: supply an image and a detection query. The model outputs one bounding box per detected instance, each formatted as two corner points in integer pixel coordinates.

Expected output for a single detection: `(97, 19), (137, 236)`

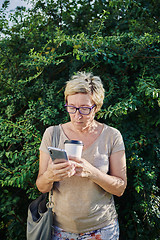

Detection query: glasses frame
(65, 104), (96, 115)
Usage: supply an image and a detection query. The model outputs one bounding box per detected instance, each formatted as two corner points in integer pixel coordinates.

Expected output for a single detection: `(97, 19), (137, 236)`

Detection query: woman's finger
(53, 165), (73, 174)
(68, 156), (82, 163)
(51, 161), (70, 170)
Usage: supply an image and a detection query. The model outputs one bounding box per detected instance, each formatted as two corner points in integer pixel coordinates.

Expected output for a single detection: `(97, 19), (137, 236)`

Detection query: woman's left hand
(69, 156), (95, 178)
(69, 151), (127, 196)
(69, 151), (127, 197)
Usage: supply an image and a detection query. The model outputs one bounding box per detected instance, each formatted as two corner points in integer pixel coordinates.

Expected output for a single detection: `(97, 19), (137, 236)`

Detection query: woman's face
(66, 93), (97, 131)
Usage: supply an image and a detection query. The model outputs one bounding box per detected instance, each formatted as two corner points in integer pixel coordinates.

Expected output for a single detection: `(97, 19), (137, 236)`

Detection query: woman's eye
(81, 108), (88, 112)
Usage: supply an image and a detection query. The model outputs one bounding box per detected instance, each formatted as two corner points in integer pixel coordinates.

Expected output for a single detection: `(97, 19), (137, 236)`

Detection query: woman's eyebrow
(67, 103), (91, 106)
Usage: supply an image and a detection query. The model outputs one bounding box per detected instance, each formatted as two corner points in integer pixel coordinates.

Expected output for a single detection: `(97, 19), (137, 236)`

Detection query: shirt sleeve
(111, 129), (125, 154)
(39, 126), (54, 154)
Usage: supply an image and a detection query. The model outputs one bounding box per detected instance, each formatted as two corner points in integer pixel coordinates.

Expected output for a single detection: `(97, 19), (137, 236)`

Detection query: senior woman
(36, 72), (127, 240)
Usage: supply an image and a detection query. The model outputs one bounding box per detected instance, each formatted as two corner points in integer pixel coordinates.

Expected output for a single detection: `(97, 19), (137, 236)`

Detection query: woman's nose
(74, 110), (83, 119)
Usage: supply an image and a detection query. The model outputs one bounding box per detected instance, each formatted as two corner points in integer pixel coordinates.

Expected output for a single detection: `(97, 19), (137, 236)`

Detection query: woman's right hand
(44, 158), (76, 182)
(36, 151), (76, 193)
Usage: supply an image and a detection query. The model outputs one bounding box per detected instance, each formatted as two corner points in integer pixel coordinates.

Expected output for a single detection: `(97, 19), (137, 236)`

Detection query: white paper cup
(64, 140), (83, 159)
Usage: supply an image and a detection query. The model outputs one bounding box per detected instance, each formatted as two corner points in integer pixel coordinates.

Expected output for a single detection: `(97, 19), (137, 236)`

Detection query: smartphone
(48, 147), (68, 161)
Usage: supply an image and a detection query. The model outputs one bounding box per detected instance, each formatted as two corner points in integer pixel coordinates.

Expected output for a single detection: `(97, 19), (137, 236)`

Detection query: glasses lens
(79, 107), (90, 115)
(66, 106), (76, 113)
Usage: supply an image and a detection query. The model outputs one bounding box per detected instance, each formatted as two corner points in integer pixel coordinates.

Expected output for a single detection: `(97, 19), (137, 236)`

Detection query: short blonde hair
(64, 72), (105, 111)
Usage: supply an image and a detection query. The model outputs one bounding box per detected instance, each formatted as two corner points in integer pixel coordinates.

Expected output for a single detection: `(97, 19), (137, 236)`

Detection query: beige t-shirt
(39, 124), (125, 233)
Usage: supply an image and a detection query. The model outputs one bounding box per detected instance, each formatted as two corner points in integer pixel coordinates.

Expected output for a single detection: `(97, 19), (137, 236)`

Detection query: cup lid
(64, 140), (84, 146)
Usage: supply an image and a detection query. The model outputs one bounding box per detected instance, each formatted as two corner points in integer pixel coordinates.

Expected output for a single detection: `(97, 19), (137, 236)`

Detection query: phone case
(48, 147), (68, 161)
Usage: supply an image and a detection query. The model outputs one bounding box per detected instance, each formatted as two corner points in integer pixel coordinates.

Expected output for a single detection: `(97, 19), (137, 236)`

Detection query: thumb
(49, 157), (53, 165)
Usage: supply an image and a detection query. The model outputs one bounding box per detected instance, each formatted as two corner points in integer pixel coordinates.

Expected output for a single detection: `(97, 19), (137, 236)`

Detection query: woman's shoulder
(43, 125), (62, 137)
(103, 123), (122, 135)
(61, 122), (72, 132)
(43, 125), (54, 135)
(45, 124), (62, 131)
(45, 125), (54, 131)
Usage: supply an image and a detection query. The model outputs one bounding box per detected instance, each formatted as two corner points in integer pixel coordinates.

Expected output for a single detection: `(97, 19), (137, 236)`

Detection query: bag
(27, 192), (53, 240)
(27, 126), (60, 240)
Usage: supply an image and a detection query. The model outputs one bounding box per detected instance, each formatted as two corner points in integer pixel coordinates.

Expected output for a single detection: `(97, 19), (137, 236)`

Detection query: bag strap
(52, 125), (60, 148)
(48, 125), (60, 208)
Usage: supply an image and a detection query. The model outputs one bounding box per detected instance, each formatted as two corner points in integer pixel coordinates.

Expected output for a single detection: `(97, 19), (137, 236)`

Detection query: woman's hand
(69, 157), (95, 178)
(69, 151), (127, 197)
(44, 158), (76, 182)
(36, 151), (76, 193)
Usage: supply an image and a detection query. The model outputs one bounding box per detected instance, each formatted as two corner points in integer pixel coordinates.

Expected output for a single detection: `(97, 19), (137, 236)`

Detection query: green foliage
(0, 0), (160, 239)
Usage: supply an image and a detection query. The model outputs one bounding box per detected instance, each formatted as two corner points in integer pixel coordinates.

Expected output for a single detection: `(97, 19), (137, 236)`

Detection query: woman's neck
(71, 120), (100, 135)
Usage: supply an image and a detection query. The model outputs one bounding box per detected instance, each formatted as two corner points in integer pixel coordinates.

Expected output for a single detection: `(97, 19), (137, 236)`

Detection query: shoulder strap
(52, 125), (60, 148)
(49, 125), (60, 203)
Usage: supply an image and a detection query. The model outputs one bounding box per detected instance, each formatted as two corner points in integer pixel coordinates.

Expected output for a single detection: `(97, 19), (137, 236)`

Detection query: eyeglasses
(65, 104), (96, 115)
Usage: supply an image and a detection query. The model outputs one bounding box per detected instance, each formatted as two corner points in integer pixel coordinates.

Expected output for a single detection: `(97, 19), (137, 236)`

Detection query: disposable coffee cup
(64, 140), (84, 159)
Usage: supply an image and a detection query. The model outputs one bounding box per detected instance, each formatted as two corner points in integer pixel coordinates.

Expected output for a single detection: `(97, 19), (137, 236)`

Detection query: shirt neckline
(59, 123), (107, 154)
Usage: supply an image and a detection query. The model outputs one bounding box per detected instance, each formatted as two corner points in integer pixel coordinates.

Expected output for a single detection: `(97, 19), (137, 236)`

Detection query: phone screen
(48, 147), (68, 161)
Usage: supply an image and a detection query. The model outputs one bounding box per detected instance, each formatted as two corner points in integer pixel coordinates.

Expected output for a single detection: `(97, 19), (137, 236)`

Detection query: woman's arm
(36, 150), (75, 193)
(72, 150), (127, 197)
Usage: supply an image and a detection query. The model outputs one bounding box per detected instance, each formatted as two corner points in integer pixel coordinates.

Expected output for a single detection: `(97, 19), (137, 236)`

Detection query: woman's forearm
(36, 171), (54, 193)
(89, 167), (127, 197)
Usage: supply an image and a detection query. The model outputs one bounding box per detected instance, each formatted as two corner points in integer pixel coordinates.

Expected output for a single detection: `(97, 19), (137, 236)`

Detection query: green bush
(0, 0), (159, 239)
